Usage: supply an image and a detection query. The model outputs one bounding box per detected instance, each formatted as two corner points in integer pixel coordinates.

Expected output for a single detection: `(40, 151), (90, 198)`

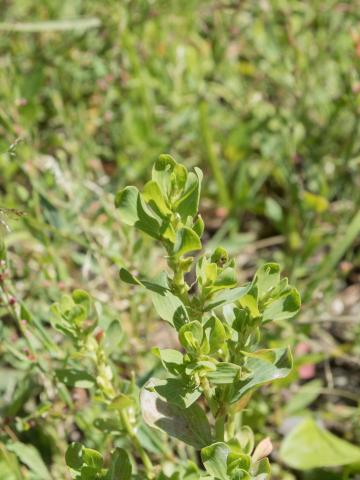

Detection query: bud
(252, 437), (273, 463)
(95, 329), (104, 343)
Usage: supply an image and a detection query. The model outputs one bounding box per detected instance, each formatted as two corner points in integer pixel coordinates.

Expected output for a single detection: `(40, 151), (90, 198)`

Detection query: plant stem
(226, 409), (236, 440)
(215, 415), (225, 442)
(94, 346), (154, 478)
(168, 255), (190, 307)
(120, 409), (154, 479)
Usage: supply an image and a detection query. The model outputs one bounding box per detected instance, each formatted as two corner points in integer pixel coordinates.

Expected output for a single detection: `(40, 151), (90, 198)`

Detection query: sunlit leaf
(280, 418), (360, 470)
(141, 381), (212, 449)
(201, 442), (230, 480)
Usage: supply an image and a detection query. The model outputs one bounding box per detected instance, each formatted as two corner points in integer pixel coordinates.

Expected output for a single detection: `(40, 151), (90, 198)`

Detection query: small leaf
(119, 269), (188, 328)
(193, 215), (205, 238)
(152, 348), (183, 375)
(152, 154), (178, 197)
(175, 168), (203, 220)
(143, 180), (172, 217)
(262, 286), (301, 322)
(179, 321), (203, 352)
(230, 347), (292, 404)
(55, 368), (96, 389)
(109, 394), (135, 412)
(153, 377), (202, 408)
(65, 442), (83, 470)
(280, 418), (360, 470)
(255, 263), (280, 299)
(82, 448), (103, 469)
(204, 316), (226, 354)
(254, 457), (271, 478)
(207, 362), (241, 384)
(150, 288), (189, 329)
(303, 191), (329, 213)
(173, 226), (202, 257)
(72, 289), (91, 313)
(7, 442), (51, 479)
(0, 445), (23, 480)
(104, 320), (124, 354)
(141, 380), (212, 449)
(201, 442), (230, 480)
(79, 465), (100, 479)
(285, 379), (323, 414)
(205, 285), (251, 311)
(106, 448), (132, 480)
(115, 186), (160, 239)
(211, 267), (237, 292)
(119, 268), (168, 294)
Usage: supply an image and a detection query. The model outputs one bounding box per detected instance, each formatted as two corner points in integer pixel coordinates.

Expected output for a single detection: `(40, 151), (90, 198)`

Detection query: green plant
(108, 155), (300, 479)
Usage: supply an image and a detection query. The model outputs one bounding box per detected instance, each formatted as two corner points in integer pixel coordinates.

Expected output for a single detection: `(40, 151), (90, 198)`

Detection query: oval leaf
(280, 418), (360, 470)
(140, 380), (212, 449)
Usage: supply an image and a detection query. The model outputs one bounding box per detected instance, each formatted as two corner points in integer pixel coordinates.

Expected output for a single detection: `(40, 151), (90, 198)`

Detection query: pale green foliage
(280, 418), (360, 470)
(116, 156), (301, 479)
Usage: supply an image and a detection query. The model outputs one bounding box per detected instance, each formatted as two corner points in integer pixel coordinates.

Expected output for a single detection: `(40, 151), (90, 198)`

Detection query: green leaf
(0, 446), (23, 480)
(207, 362), (241, 384)
(141, 380), (212, 449)
(152, 154), (178, 197)
(230, 347), (292, 403)
(175, 168), (203, 220)
(150, 288), (189, 329)
(72, 289), (91, 313)
(255, 263), (280, 298)
(152, 348), (183, 375)
(153, 377), (202, 408)
(204, 316), (226, 354)
(79, 465), (100, 479)
(280, 418), (360, 470)
(254, 457), (271, 478)
(173, 226), (202, 257)
(193, 215), (205, 238)
(109, 394), (135, 411)
(179, 321), (204, 352)
(7, 442), (51, 480)
(201, 442), (230, 480)
(66, 305), (88, 326)
(115, 186), (160, 239)
(119, 268), (168, 295)
(55, 368), (96, 389)
(143, 180), (172, 217)
(285, 379), (323, 415)
(262, 287), (301, 322)
(65, 442), (83, 470)
(104, 320), (124, 354)
(82, 448), (103, 469)
(205, 285), (251, 311)
(106, 448), (132, 480)
(119, 269), (188, 328)
(211, 267), (237, 292)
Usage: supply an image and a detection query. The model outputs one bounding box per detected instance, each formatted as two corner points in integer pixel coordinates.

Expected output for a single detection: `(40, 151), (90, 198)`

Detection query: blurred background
(0, 1), (359, 479)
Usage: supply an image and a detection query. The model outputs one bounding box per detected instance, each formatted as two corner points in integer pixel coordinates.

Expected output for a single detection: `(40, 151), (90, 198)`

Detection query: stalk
(119, 409), (154, 479)
(95, 344), (155, 479)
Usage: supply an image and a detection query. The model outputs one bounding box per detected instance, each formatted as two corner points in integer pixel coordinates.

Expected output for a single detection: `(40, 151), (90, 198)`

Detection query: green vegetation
(0, 1), (359, 479)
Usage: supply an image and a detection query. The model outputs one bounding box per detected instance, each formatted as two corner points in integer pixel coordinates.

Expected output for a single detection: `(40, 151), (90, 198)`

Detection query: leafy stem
(119, 409), (154, 479)
(115, 155), (301, 479)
